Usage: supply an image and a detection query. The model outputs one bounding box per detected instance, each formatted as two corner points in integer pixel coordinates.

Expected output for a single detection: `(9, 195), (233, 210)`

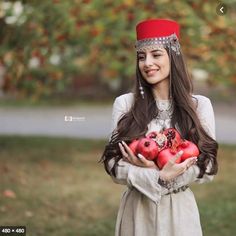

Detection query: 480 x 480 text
(0, 226), (26, 236)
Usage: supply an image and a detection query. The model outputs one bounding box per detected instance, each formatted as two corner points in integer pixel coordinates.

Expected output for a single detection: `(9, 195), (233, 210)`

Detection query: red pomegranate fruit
(162, 128), (182, 148)
(136, 138), (159, 161)
(156, 148), (182, 169)
(178, 140), (200, 161)
(155, 133), (168, 151)
(146, 131), (167, 151)
(146, 131), (159, 139)
(128, 139), (140, 155)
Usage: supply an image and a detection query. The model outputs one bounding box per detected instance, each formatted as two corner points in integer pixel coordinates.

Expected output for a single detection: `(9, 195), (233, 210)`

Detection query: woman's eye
(138, 56), (145, 60)
(153, 54), (161, 58)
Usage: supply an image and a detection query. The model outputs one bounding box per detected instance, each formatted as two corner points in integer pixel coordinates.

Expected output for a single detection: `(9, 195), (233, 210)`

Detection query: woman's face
(138, 47), (170, 85)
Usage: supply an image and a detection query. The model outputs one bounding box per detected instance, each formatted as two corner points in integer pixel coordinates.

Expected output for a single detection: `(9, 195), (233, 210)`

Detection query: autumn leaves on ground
(0, 136), (236, 236)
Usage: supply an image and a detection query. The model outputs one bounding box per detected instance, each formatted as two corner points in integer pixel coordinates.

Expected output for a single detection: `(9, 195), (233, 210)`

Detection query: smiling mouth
(145, 69), (159, 76)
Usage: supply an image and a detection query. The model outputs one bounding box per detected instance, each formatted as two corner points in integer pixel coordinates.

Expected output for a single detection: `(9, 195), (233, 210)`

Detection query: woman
(101, 19), (218, 236)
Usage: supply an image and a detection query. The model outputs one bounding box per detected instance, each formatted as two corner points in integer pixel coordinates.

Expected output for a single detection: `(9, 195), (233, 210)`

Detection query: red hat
(135, 19), (180, 54)
(136, 19), (180, 40)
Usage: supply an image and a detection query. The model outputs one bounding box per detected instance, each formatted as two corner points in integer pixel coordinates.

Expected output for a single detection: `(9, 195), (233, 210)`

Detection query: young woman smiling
(101, 19), (218, 236)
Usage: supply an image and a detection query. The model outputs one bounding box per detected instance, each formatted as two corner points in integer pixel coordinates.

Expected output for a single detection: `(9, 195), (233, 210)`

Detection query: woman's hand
(118, 141), (157, 169)
(159, 150), (197, 181)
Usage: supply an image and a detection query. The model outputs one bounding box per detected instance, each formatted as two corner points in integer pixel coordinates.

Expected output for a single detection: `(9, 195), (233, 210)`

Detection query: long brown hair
(101, 47), (218, 178)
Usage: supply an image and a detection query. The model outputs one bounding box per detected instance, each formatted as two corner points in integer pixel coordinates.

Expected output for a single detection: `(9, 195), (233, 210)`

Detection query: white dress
(108, 93), (216, 236)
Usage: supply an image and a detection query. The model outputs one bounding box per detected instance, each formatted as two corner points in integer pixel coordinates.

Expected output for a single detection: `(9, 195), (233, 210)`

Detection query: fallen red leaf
(3, 189), (16, 199)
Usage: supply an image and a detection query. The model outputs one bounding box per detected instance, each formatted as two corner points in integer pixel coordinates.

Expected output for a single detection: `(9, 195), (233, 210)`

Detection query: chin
(144, 76), (165, 84)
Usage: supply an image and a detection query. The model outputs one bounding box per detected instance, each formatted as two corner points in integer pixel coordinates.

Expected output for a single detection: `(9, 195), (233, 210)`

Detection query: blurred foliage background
(0, 0), (236, 101)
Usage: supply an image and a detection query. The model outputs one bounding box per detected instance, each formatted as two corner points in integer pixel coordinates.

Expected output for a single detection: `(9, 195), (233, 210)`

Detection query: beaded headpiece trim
(135, 33), (180, 55)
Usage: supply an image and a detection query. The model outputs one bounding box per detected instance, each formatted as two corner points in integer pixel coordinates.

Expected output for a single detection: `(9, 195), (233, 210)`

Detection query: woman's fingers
(119, 141), (157, 168)
(121, 141), (136, 162)
(137, 153), (148, 164)
(137, 154), (157, 168)
(119, 142), (136, 164)
(168, 150), (183, 165)
(118, 143), (128, 158)
(177, 157), (197, 173)
(182, 157), (197, 169)
(121, 141), (134, 157)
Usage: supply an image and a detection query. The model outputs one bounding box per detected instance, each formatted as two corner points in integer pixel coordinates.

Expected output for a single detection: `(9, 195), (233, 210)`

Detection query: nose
(144, 54), (153, 67)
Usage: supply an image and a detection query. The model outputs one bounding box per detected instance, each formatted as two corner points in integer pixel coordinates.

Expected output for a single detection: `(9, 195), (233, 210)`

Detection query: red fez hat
(136, 19), (180, 40)
(135, 19), (181, 54)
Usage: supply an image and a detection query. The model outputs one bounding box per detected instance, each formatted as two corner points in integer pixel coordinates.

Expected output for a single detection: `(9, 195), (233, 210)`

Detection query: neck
(152, 78), (170, 100)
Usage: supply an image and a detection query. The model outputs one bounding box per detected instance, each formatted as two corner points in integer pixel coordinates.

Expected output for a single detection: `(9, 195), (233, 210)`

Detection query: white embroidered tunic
(108, 93), (216, 236)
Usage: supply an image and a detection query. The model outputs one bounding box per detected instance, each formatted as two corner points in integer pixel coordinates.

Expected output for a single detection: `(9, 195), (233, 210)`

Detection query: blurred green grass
(0, 97), (113, 108)
(0, 136), (235, 236)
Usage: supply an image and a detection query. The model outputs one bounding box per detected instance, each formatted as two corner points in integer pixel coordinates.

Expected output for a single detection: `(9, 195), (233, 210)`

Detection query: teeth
(146, 69), (159, 73)
(146, 69), (158, 75)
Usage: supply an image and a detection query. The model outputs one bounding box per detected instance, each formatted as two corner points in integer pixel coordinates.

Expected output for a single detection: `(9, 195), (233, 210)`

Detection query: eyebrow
(151, 49), (163, 53)
(138, 49), (163, 54)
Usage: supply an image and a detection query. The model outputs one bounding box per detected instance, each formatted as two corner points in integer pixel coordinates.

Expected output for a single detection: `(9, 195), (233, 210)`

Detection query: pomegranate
(136, 138), (159, 161)
(128, 139), (140, 155)
(147, 131), (167, 151)
(146, 131), (159, 139)
(156, 148), (182, 169)
(162, 128), (182, 149)
(178, 140), (199, 161)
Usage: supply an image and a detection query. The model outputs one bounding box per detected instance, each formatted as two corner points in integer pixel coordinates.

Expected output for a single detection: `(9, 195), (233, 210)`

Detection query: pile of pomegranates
(128, 128), (199, 169)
